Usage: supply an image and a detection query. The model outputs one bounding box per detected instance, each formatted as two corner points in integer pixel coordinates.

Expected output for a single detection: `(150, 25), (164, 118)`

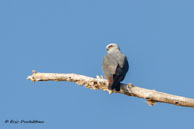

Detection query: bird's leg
(105, 75), (113, 90)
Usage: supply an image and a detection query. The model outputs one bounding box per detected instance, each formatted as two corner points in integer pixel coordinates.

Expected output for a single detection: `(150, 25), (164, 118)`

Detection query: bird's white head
(106, 43), (120, 53)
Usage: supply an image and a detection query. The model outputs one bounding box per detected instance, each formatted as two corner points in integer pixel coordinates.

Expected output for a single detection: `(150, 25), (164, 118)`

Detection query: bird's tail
(108, 75), (122, 91)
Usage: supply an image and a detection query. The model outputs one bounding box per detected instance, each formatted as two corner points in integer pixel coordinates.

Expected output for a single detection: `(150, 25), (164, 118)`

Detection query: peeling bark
(27, 70), (194, 108)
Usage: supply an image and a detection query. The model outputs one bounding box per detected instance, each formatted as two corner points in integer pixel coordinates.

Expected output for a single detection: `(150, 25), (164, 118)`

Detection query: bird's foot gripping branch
(27, 70), (194, 108)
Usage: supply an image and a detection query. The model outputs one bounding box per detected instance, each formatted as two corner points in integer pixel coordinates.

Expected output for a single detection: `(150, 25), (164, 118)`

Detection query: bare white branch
(27, 71), (194, 108)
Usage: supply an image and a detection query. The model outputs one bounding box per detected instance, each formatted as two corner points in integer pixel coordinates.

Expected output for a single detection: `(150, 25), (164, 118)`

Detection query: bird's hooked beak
(106, 47), (109, 51)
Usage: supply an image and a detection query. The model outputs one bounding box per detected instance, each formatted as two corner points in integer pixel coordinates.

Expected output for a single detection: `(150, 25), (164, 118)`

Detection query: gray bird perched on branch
(102, 43), (129, 91)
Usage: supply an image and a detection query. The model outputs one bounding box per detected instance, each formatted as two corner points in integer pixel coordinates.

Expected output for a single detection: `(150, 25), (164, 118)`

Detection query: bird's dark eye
(108, 45), (113, 48)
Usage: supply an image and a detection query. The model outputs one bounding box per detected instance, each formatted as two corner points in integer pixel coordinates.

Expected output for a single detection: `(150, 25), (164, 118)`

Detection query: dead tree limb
(27, 70), (194, 108)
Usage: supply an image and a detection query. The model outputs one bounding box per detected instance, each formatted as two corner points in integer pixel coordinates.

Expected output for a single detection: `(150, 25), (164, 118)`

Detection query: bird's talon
(108, 90), (113, 94)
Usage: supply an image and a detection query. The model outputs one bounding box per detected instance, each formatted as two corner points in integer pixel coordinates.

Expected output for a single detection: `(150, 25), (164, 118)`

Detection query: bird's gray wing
(102, 53), (118, 75)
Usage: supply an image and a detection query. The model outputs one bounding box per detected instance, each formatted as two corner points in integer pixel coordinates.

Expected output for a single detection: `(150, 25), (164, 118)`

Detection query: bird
(102, 43), (129, 91)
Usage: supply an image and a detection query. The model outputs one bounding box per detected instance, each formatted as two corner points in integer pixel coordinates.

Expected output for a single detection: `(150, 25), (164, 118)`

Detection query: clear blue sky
(1, 0), (194, 129)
